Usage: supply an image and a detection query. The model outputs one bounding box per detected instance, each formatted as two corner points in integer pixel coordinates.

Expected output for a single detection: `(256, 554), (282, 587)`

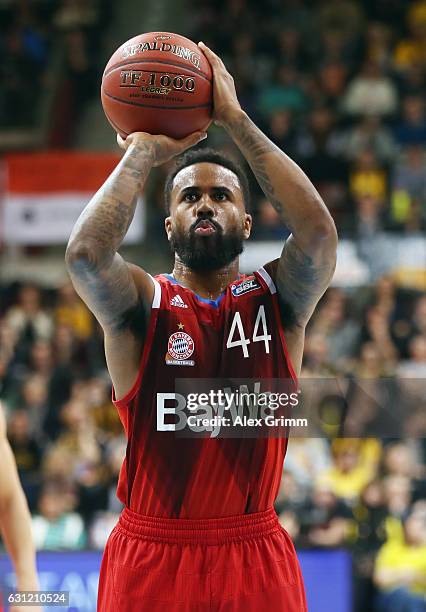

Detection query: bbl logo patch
(231, 277), (261, 297)
(166, 331), (195, 366)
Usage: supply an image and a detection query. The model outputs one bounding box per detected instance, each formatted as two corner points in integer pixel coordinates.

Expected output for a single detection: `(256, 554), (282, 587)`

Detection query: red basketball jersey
(112, 266), (297, 518)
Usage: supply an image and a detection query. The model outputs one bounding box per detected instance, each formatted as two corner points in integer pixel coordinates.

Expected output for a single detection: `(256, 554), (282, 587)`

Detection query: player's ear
(165, 216), (172, 241)
(243, 213), (252, 239)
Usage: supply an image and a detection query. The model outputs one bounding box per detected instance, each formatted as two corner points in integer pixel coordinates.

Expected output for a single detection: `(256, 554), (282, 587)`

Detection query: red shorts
(97, 507), (307, 612)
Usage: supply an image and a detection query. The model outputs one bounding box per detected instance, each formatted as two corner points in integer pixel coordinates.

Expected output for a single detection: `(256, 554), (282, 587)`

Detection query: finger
(180, 131), (208, 148)
(198, 41), (222, 65)
(117, 133), (127, 149)
(172, 131), (207, 154)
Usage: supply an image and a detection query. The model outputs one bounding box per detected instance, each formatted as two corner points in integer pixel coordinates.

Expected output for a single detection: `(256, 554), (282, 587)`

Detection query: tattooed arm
(200, 43), (337, 361)
(224, 111), (338, 326)
(65, 131), (206, 398)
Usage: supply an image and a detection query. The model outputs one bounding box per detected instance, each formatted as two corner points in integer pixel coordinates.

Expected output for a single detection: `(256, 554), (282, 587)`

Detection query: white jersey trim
(149, 274), (162, 309)
(256, 267), (277, 294)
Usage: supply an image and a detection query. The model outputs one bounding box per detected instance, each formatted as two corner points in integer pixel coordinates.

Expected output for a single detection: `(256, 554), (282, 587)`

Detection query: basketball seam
(103, 91), (212, 110)
(103, 58), (211, 82)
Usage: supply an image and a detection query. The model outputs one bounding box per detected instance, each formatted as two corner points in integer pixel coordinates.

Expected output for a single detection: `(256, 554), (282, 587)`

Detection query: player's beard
(170, 220), (244, 272)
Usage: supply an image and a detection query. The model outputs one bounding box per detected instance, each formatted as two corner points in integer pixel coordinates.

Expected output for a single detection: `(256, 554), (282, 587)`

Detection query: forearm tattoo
(225, 113), (294, 229)
(277, 237), (334, 326)
(67, 142), (154, 267)
(226, 112), (336, 327)
(65, 142), (155, 329)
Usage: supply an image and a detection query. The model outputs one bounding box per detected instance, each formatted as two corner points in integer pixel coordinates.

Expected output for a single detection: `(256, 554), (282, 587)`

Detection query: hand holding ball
(101, 32), (212, 139)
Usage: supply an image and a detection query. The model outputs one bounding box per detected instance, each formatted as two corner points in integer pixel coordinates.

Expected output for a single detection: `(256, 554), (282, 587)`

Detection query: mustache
(190, 217), (222, 233)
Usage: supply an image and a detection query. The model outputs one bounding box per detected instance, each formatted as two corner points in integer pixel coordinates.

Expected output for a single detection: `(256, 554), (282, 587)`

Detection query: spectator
(32, 482), (86, 550)
(89, 510), (120, 549)
(54, 398), (104, 474)
(397, 334), (426, 378)
(7, 409), (43, 498)
(104, 436), (126, 513)
(86, 377), (122, 439)
(365, 22), (394, 70)
(361, 306), (399, 367)
(41, 446), (76, 487)
(393, 2), (426, 71)
(284, 438), (331, 494)
(345, 117), (396, 164)
(317, 28), (359, 69)
(55, 282), (93, 341)
(317, 0), (365, 39)
(281, 0), (312, 35)
(354, 479), (388, 556)
(352, 479), (388, 612)
(310, 289), (359, 365)
(343, 61), (398, 117)
(384, 443), (423, 480)
(275, 28), (310, 72)
(393, 96), (426, 146)
(75, 460), (108, 524)
(354, 194), (386, 238)
(5, 285), (53, 344)
(302, 332), (333, 375)
(295, 106), (348, 216)
(390, 145), (426, 231)
(383, 476), (413, 522)
(258, 65), (307, 117)
(302, 482), (354, 548)
(18, 375), (49, 441)
(317, 439), (375, 504)
(315, 61), (348, 111)
(252, 199), (289, 241)
(265, 110), (297, 157)
(412, 295), (426, 335)
(374, 502), (426, 612)
(53, 0), (98, 31)
(350, 150), (387, 202)
(0, 27), (44, 127)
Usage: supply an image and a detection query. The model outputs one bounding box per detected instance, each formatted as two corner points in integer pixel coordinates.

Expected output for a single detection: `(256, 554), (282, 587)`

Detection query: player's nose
(195, 195), (215, 217)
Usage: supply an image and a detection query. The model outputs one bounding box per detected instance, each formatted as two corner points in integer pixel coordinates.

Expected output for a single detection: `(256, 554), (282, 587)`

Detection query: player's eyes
(183, 193), (199, 202)
(213, 192), (227, 201)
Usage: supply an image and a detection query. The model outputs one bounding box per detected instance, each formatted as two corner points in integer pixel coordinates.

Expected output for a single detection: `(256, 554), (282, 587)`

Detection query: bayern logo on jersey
(166, 331), (195, 365)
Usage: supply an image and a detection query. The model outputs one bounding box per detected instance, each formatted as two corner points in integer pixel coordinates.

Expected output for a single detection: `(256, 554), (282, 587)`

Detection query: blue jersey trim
(162, 273), (226, 308)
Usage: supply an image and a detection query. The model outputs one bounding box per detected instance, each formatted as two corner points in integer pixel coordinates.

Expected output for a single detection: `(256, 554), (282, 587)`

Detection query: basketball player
(66, 43), (337, 611)
(0, 404), (40, 612)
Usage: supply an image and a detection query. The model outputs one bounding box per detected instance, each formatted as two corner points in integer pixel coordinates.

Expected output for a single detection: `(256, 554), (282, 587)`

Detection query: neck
(172, 258), (240, 300)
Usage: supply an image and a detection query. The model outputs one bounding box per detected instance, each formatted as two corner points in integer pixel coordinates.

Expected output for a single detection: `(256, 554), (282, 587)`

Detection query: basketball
(101, 32), (213, 139)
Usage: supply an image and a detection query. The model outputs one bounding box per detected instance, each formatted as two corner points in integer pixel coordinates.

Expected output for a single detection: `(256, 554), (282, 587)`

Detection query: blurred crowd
(2, 0), (426, 237)
(278, 279), (426, 612)
(0, 275), (424, 611)
(0, 0), (111, 142)
(179, 0), (426, 238)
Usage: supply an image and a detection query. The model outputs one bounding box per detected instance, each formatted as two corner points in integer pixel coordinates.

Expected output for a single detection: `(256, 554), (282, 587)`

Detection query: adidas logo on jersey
(170, 294), (188, 308)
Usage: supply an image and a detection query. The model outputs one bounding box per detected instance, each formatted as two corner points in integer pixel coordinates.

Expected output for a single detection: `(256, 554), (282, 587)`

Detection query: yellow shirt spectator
(55, 282), (93, 340)
(375, 503), (426, 596)
(318, 464), (372, 502)
(350, 169), (387, 200)
(318, 439), (376, 502)
(375, 540), (426, 596)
